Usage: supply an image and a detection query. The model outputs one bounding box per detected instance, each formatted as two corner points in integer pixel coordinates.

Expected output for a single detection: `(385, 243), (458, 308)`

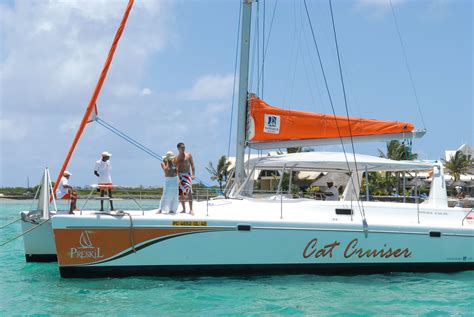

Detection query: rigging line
(297, 1), (319, 112)
(255, 1), (260, 95)
(249, 6), (259, 93)
(262, 0), (265, 98)
(95, 118), (213, 189)
(258, 0), (279, 99)
(389, 0), (426, 129)
(95, 118), (162, 161)
(301, 14), (327, 114)
(227, 0), (242, 159)
(302, 0), (363, 216)
(328, 0), (366, 220)
(283, 0), (302, 107)
(0, 217), (21, 230)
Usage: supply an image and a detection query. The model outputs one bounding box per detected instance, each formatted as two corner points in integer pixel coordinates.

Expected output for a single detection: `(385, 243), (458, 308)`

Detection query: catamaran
(19, 0), (473, 277)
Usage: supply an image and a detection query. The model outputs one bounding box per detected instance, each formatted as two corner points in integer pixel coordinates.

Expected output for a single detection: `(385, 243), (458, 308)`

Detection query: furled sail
(247, 95), (425, 150)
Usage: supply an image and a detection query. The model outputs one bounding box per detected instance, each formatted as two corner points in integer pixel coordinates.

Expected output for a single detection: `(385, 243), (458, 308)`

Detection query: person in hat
(156, 151), (179, 214)
(324, 181), (339, 201)
(55, 171), (78, 214)
(94, 151), (113, 211)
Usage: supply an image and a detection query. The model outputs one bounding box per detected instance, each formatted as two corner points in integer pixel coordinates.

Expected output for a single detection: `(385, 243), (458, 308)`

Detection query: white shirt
(56, 176), (69, 199)
(94, 160), (112, 184)
(325, 186), (339, 201)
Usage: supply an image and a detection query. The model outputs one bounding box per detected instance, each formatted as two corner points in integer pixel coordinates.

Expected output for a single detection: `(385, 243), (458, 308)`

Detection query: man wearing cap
(324, 181), (339, 201)
(55, 171), (78, 214)
(94, 151), (114, 211)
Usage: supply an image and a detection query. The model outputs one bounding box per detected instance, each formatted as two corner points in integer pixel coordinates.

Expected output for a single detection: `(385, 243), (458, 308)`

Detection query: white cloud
(180, 73), (235, 101)
(424, 0), (454, 20)
(0, 0), (172, 112)
(356, 0), (404, 8)
(0, 118), (27, 141)
(59, 118), (81, 134)
(141, 88), (152, 96)
(354, 0), (405, 18)
(0, 0), (174, 186)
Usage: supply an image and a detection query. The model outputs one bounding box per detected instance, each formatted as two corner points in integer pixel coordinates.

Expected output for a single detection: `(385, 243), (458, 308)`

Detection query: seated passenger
(324, 181), (339, 201)
(55, 171), (78, 214)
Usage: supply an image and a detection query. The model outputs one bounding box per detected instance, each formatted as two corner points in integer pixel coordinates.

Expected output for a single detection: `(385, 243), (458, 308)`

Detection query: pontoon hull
(21, 218), (57, 262)
(52, 213), (474, 278)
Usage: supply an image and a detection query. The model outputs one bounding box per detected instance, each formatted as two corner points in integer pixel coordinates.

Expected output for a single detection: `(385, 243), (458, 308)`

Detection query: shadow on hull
(25, 254), (58, 262)
(60, 262), (474, 278)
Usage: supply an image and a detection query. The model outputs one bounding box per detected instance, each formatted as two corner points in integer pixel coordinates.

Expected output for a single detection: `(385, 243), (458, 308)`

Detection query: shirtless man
(175, 142), (196, 215)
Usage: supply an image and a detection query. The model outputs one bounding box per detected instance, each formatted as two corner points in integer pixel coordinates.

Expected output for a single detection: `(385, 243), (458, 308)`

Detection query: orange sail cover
(248, 95), (414, 144)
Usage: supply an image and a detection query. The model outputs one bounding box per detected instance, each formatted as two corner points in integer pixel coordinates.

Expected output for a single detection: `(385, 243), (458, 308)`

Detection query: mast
(52, 0), (134, 195)
(235, 0), (253, 187)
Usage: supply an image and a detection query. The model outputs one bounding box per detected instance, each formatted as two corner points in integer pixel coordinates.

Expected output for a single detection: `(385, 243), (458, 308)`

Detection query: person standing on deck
(94, 151), (114, 211)
(55, 171), (78, 214)
(176, 142), (196, 215)
(156, 151), (179, 214)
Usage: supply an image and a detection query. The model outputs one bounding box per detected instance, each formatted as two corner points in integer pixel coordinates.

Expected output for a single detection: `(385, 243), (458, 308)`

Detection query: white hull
(21, 217), (56, 262)
(51, 199), (474, 278)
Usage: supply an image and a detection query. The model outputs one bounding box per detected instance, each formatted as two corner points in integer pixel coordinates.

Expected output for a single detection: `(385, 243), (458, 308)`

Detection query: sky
(0, 0), (472, 188)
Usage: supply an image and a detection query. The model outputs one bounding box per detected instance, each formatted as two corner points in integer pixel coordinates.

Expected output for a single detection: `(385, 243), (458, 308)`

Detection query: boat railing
(80, 185), (145, 215)
(461, 208), (474, 226)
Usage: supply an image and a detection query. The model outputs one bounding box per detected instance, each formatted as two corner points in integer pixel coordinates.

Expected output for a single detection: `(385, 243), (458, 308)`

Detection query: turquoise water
(1, 200), (473, 316)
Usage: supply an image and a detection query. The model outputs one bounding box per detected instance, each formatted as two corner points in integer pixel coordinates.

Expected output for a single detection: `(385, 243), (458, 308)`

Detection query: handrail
(462, 208), (474, 226)
(80, 185), (144, 215)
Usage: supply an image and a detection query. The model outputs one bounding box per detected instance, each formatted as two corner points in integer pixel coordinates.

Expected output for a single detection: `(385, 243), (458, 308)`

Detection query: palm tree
(444, 150), (474, 183)
(378, 140), (418, 161)
(378, 140), (418, 194)
(206, 155), (231, 192)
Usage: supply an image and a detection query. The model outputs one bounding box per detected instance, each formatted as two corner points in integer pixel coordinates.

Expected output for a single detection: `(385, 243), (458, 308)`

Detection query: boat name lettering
(172, 221), (207, 226)
(343, 238), (412, 259)
(70, 247), (104, 259)
(302, 238), (412, 259)
(303, 239), (340, 258)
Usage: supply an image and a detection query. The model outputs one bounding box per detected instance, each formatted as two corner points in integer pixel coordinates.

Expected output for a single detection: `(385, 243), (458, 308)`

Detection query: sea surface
(1, 199), (473, 316)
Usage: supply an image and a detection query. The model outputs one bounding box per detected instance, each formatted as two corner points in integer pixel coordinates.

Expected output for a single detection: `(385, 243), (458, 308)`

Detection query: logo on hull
(70, 231), (104, 260)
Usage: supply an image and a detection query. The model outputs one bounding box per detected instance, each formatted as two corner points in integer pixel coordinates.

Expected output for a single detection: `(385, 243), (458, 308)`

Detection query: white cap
(63, 171), (72, 176)
(101, 151), (112, 157)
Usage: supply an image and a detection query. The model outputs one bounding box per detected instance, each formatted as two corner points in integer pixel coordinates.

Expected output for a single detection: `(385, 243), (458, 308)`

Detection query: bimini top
(247, 152), (435, 172)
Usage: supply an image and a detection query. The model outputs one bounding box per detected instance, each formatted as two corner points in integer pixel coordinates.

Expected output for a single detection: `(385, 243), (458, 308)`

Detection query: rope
(328, 0), (367, 226)
(262, 0), (265, 97)
(0, 217), (21, 230)
(257, 0), (260, 95)
(258, 0), (278, 99)
(303, 0), (365, 228)
(95, 117), (215, 190)
(95, 117), (162, 161)
(389, 0), (426, 129)
(227, 0), (242, 159)
(96, 211), (136, 253)
(0, 218), (51, 247)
